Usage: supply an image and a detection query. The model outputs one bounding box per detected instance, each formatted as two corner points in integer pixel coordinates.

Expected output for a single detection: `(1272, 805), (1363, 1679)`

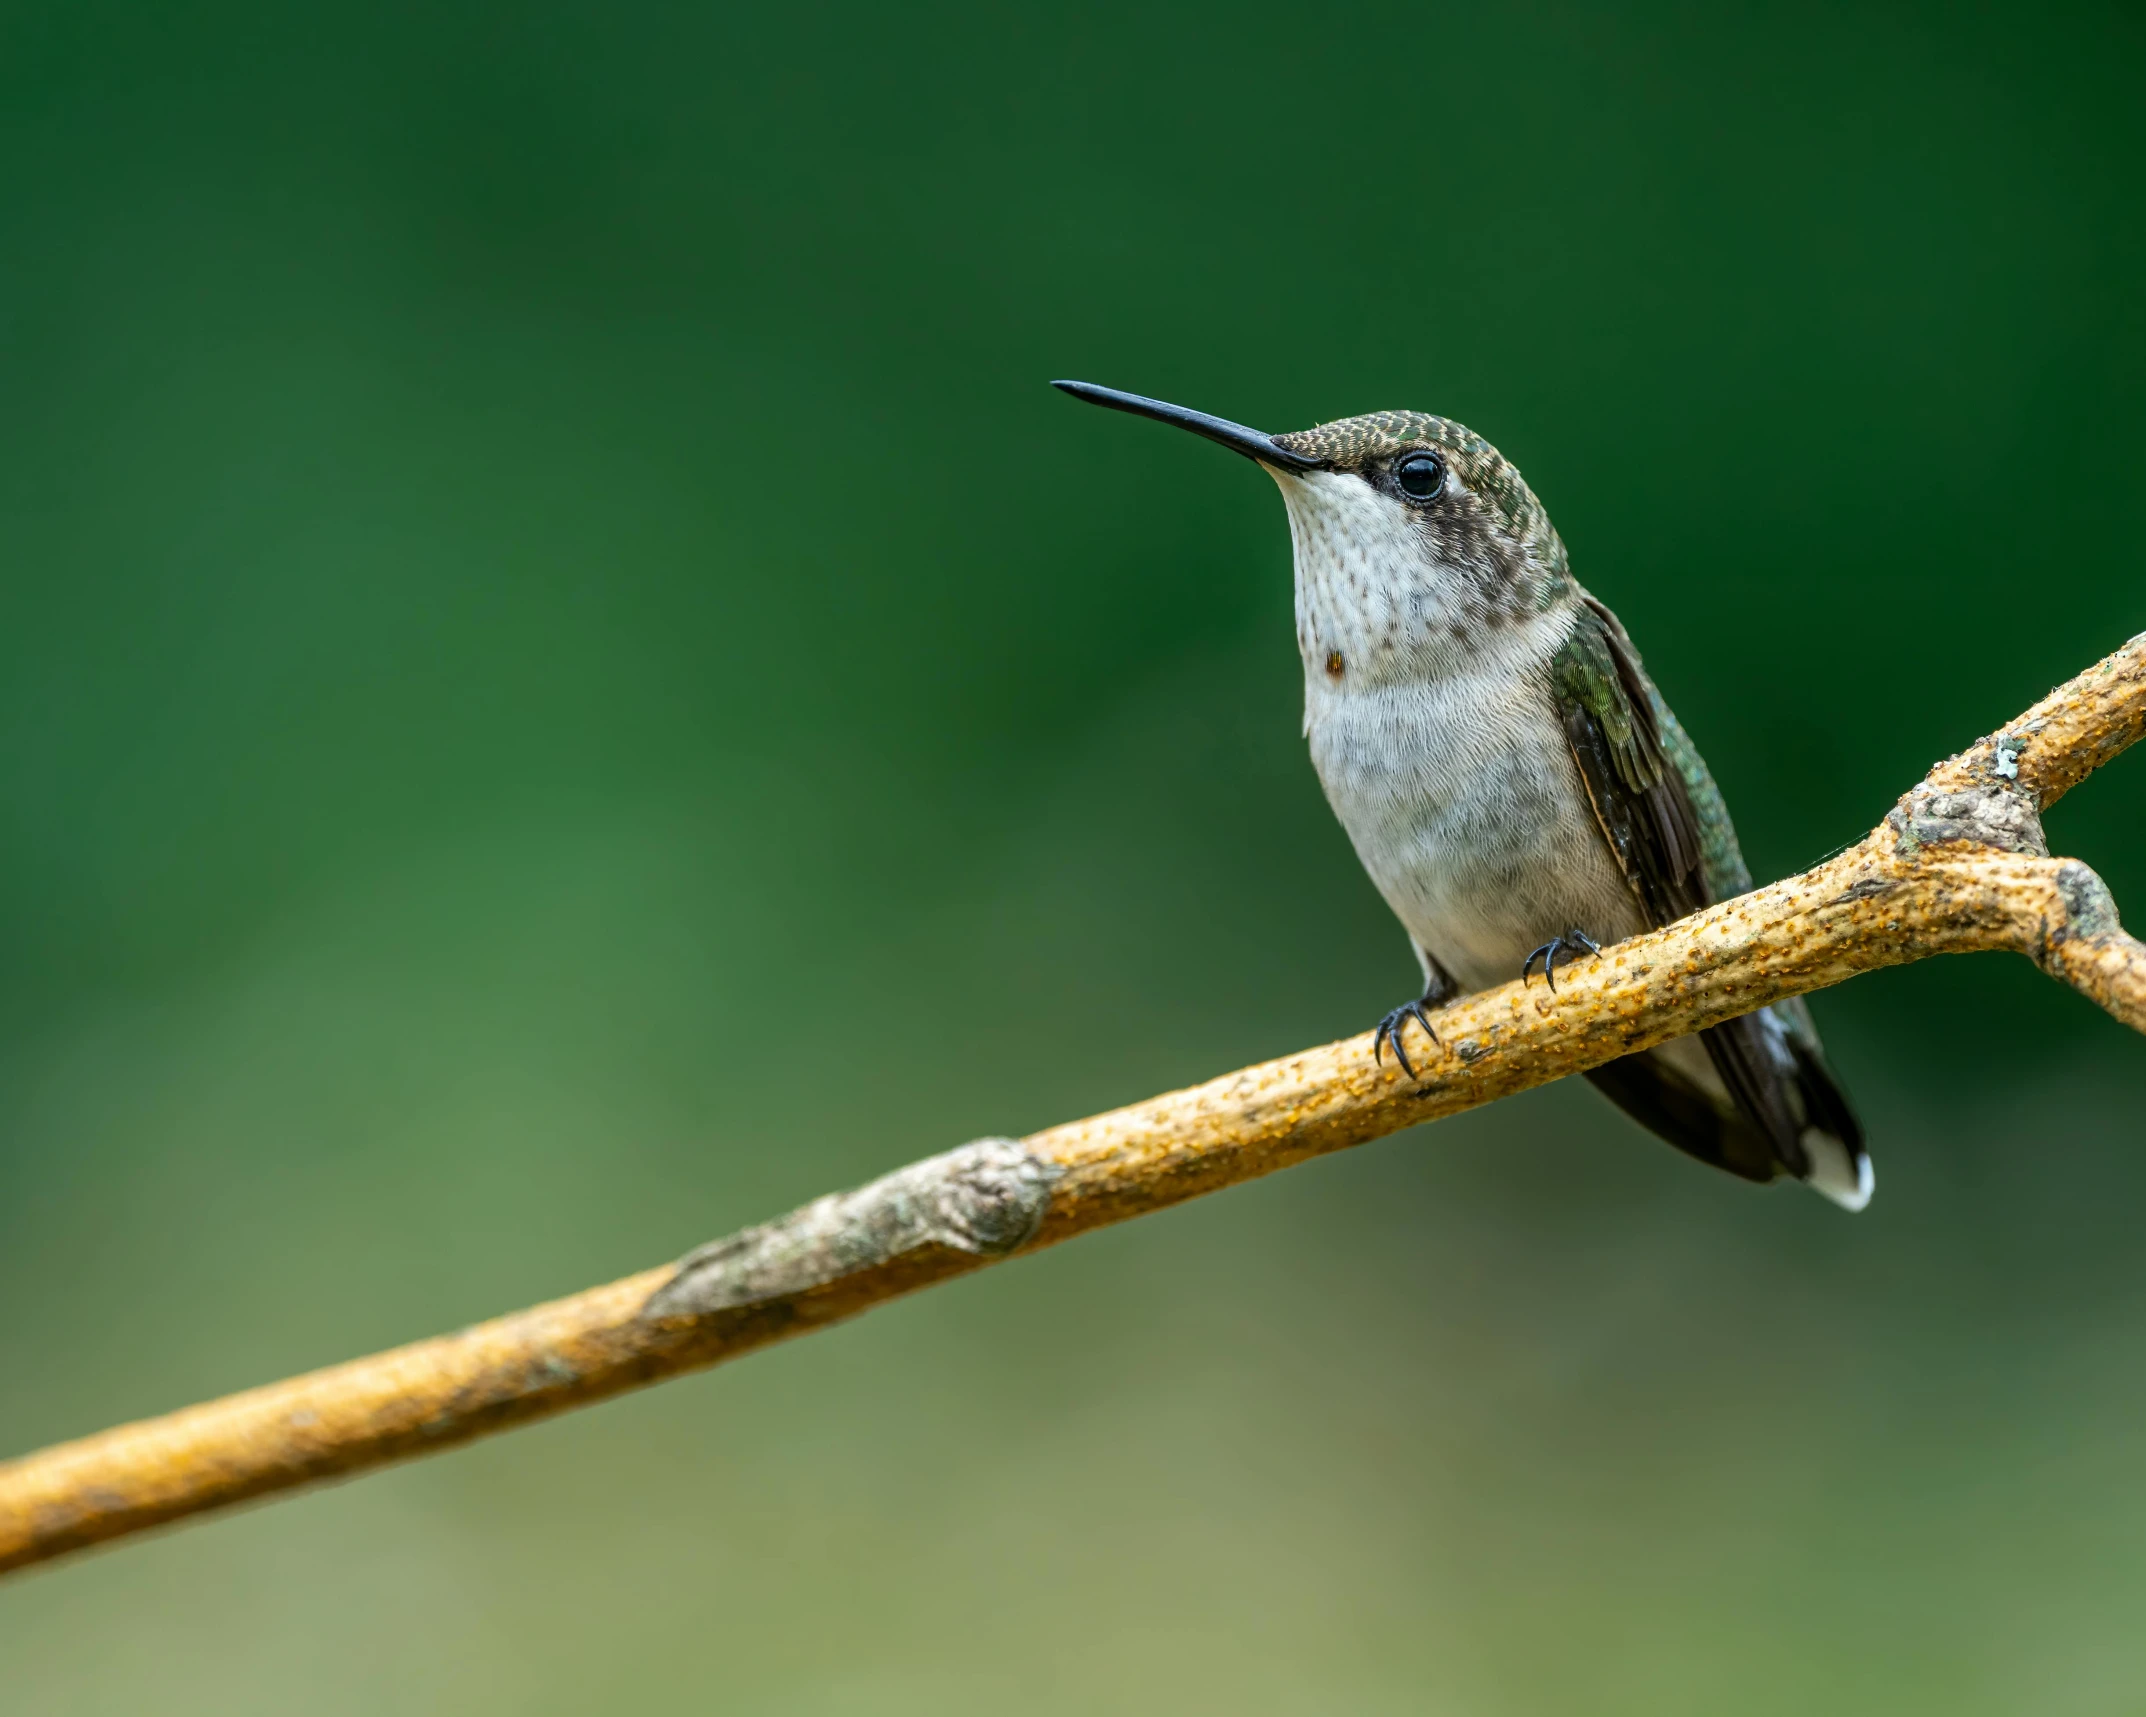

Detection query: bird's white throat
(1269, 466), (1567, 698)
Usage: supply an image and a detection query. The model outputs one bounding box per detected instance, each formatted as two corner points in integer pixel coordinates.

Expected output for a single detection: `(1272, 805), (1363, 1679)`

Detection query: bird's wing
(1550, 596), (1866, 1198)
(1547, 595), (1707, 927)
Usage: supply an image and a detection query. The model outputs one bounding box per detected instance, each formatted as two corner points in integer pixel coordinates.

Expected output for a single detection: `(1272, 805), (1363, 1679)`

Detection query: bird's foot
(1373, 997), (1444, 1080)
(1521, 928), (1603, 993)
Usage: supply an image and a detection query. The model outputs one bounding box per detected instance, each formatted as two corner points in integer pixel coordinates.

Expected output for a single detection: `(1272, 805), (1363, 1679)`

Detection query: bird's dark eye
(1395, 451), (1446, 501)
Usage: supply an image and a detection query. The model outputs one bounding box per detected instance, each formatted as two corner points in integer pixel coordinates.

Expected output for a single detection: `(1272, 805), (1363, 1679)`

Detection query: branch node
(2053, 859), (2123, 944)
(642, 1138), (1061, 1322)
(1891, 779), (2048, 857)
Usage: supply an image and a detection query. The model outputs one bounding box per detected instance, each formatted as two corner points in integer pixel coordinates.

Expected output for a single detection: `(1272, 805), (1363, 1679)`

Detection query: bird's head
(1054, 381), (1572, 684)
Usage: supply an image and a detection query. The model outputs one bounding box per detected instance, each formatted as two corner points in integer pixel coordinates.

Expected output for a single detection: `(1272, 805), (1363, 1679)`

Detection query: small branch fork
(3, 632), (2143, 1580)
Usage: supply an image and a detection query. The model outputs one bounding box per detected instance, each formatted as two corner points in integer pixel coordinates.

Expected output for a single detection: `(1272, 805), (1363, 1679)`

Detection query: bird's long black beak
(1051, 380), (1324, 472)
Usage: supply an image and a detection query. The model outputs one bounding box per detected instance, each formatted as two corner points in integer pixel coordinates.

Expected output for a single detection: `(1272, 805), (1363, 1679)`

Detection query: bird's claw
(1373, 998), (1443, 1080)
(1522, 929), (1602, 992)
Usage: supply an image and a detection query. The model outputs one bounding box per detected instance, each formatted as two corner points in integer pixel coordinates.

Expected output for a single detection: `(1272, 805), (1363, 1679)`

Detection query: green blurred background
(3, 1), (2145, 1710)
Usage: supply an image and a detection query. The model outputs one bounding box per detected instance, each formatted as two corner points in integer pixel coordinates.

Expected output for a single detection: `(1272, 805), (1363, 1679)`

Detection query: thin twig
(2, 631), (2142, 1579)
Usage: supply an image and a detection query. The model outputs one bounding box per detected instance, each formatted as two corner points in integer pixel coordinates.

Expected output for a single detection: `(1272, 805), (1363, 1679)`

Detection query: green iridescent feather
(1651, 695), (1752, 902)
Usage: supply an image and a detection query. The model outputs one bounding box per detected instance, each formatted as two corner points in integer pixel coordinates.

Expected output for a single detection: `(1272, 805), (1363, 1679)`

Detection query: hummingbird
(1054, 380), (1871, 1210)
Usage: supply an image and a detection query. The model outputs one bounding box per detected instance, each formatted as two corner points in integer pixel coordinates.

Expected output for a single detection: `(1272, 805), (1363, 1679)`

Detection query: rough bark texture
(2, 631), (2142, 1579)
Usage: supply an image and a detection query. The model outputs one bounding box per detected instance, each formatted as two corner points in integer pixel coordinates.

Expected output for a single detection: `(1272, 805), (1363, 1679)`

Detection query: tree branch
(3, 630), (2142, 1579)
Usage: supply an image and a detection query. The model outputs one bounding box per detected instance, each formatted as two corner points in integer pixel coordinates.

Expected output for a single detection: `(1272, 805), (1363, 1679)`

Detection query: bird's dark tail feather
(1782, 1032), (1871, 1210)
(1584, 1011), (1872, 1211)
(1583, 1046), (1779, 1186)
